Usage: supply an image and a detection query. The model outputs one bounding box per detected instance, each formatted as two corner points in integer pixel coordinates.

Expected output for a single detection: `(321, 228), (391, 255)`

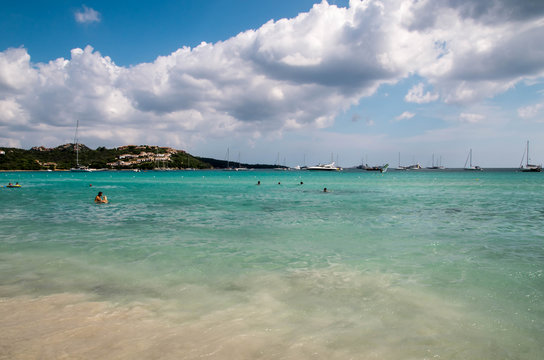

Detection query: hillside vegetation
(0, 144), (213, 170)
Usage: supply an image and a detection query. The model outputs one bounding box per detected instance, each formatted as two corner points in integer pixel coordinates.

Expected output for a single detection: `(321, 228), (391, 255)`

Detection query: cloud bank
(1, 0), (544, 149)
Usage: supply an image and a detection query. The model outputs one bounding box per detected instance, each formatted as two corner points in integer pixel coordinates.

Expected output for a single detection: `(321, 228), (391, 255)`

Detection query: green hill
(0, 144), (213, 170)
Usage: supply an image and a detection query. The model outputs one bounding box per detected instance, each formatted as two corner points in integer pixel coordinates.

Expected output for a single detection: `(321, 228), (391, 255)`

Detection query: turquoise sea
(1, 169), (543, 359)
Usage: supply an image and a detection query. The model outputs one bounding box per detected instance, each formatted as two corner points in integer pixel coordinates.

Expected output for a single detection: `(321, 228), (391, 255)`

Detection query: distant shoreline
(0, 168), (529, 172)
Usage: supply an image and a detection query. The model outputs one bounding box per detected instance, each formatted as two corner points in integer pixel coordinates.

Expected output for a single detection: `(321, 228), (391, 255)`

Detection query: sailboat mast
(527, 141), (530, 166)
(74, 120), (80, 166)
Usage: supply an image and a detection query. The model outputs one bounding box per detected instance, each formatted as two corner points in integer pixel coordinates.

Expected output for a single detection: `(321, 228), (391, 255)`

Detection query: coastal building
(31, 146), (50, 151)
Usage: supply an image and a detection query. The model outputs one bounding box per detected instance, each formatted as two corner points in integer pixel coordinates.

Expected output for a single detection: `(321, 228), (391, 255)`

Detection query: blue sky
(1, 1), (332, 66)
(1, 0), (544, 167)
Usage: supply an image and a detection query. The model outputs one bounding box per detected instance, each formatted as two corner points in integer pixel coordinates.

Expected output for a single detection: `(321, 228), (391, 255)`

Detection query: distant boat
(405, 161), (422, 170)
(358, 163), (389, 173)
(427, 154), (445, 170)
(396, 152), (408, 170)
(235, 152), (248, 171)
(223, 147), (234, 170)
(70, 120), (93, 172)
(307, 162), (341, 171)
(519, 141), (542, 172)
(464, 149), (482, 171)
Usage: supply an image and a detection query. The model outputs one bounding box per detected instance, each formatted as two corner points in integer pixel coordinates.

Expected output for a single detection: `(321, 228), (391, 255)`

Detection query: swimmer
(257, 181), (261, 185)
(323, 187), (328, 192)
(94, 192), (108, 203)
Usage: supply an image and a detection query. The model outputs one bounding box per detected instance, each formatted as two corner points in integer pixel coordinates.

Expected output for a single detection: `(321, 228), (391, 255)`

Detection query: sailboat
(519, 141), (542, 172)
(235, 152), (248, 171)
(427, 154), (445, 170)
(70, 120), (93, 172)
(464, 149), (482, 171)
(223, 147), (234, 170)
(396, 152), (408, 170)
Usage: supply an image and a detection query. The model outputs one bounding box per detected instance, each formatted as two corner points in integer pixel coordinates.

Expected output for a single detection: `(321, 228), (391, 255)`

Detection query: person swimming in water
(94, 192), (108, 203)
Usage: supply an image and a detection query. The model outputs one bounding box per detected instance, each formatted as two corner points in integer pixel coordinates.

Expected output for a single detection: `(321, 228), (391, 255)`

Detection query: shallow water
(1, 170), (543, 359)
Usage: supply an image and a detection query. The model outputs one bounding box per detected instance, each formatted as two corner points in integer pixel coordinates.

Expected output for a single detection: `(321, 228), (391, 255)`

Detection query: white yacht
(307, 162), (341, 171)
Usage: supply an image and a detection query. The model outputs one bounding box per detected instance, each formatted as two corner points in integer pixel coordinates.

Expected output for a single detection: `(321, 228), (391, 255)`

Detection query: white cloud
(518, 103), (544, 119)
(75, 6), (101, 24)
(404, 83), (439, 103)
(395, 111), (415, 121)
(1, 0), (544, 151)
(458, 112), (484, 123)
(0, 48), (37, 94)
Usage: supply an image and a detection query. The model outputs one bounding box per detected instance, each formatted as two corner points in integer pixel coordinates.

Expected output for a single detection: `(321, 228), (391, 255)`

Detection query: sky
(1, 0), (544, 167)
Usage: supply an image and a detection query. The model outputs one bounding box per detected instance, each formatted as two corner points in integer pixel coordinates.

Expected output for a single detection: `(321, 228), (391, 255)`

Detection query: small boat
(406, 163), (422, 170)
(358, 163), (389, 173)
(520, 141), (542, 172)
(464, 149), (482, 171)
(6, 184), (21, 188)
(357, 161), (389, 172)
(70, 164), (93, 172)
(307, 162), (341, 171)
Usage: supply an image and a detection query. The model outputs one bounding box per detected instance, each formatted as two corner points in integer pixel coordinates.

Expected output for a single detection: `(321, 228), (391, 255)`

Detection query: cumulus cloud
(1, 0), (544, 149)
(395, 111), (415, 121)
(0, 48), (37, 95)
(75, 5), (101, 24)
(405, 83), (439, 103)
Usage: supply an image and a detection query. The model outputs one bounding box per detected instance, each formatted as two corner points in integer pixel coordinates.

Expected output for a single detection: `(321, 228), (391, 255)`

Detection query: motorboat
(306, 162), (341, 171)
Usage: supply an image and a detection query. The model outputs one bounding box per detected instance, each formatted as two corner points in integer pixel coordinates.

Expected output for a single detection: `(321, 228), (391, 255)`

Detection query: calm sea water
(1, 169), (543, 359)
